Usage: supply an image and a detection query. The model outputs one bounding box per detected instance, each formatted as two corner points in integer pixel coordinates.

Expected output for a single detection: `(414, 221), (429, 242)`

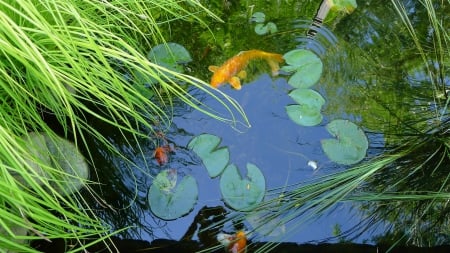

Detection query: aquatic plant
(0, 0), (248, 251)
(242, 0), (448, 250)
(148, 169), (198, 220)
(250, 12), (278, 35)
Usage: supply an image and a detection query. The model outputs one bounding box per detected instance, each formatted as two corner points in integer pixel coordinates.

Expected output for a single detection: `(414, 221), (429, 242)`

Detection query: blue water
(127, 70), (382, 243)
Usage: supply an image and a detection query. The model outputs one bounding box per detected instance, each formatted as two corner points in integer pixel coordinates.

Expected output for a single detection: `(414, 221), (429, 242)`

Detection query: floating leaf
(46, 135), (90, 196)
(147, 42), (192, 72)
(15, 132), (89, 196)
(220, 163), (265, 211)
(288, 88), (325, 110)
(281, 49), (322, 88)
(138, 42), (192, 85)
(329, 0), (357, 13)
(254, 22), (277, 35)
(250, 12), (265, 23)
(321, 119), (368, 165)
(286, 104), (323, 126)
(148, 170), (198, 220)
(188, 134), (229, 178)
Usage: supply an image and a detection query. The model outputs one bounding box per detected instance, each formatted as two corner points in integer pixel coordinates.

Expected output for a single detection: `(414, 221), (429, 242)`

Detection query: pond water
(80, 0), (448, 249)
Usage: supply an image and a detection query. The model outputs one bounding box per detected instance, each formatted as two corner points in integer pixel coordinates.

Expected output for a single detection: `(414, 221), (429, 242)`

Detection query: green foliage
(281, 49), (323, 88)
(286, 104), (323, 127)
(250, 11), (278, 35)
(18, 132), (89, 196)
(250, 12), (266, 23)
(188, 133), (230, 178)
(321, 120), (369, 165)
(148, 169), (198, 220)
(0, 0), (245, 251)
(286, 88), (325, 126)
(328, 0), (357, 13)
(220, 163), (266, 211)
(188, 134), (266, 212)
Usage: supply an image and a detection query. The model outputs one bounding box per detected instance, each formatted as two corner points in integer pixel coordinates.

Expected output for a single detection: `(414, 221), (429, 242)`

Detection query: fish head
(210, 70), (229, 88)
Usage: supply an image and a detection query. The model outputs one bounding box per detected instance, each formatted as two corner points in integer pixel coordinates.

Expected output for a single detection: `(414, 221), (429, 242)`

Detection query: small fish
(153, 145), (173, 166)
(217, 230), (247, 253)
(208, 49), (284, 90)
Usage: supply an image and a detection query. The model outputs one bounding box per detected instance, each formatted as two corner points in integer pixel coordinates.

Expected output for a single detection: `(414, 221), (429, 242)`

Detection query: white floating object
(307, 160), (318, 170)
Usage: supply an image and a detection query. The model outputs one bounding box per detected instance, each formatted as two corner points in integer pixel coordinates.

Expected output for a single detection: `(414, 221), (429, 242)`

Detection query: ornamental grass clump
(0, 0), (245, 251)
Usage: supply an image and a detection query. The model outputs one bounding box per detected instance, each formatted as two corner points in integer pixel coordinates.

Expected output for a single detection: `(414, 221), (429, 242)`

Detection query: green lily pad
(288, 88), (325, 110)
(254, 22), (277, 35)
(148, 169), (198, 220)
(286, 104), (323, 127)
(321, 119), (368, 165)
(188, 134), (229, 178)
(281, 49), (322, 88)
(220, 163), (265, 211)
(147, 42), (192, 72)
(46, 135), (90, 196)
(329, 0), (357, 13)
(15, 132), (89, 196)
(250, 12), (265, 23)
(138, 42), (192, 85)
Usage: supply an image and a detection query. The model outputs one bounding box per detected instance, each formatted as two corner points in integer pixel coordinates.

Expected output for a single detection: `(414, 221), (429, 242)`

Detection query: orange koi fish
(208, 49), (284, 90)
(217, 230), (247, 253)
(154, 145), (173, 166)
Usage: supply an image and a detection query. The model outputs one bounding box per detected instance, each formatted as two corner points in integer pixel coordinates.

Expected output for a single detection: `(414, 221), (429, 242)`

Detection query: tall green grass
(0, 0), (248, 252)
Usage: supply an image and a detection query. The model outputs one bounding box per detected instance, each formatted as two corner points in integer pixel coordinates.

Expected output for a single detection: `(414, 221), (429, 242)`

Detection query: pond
(73, 0), (448, 251)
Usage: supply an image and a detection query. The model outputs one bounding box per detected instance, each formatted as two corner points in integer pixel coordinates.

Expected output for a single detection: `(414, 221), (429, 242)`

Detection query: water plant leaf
(147, 42), (192, 72)
(250, 12), (265, 23)
(329, 0), (358, 13)
(321, 119), (368, 165)
(148, 169), (198, 220)
(188, 134), (229, 178)
(281, 49), (322, 88)
(288, 88), (325, 110)
(286, 104), (323, 126)
(220, 163), (265, 211)
(45, 134), (90, 196)
(254, 22), (278, 35)
(17, 132), (89, 196)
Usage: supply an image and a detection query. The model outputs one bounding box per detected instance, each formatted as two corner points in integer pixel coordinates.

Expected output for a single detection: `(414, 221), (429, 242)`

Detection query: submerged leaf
(220, 163), (265, 211)
(148, 170), (198, 220)
(147, 42), (192, 72)
(16, 132), (89, 196)
(321, 119), (368, 165)
(282, 49), (322, 88)
(188, 134), (229, 178)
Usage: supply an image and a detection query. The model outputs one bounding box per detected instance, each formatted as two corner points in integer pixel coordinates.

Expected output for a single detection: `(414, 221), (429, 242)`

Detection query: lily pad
(329, 0), (357, 13)
(188, 134), (229, 178)
(220, 163), (265, 211)
(321, 119), (368, 165)
(281, 49), (322, 88)
(147, 42), (192, 72)
(148, 169), (198, 220)
(286, 104), (323, 126)
(254, 22), (278, 35)
(138, 42), (192, 85)
(15, 132), (89, 196)
(46, 135), (90, 196)
(250, 12), (265, 23)
(288, 88), (325, 110)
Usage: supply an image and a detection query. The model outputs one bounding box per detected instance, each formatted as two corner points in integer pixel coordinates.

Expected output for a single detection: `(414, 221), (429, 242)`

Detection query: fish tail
(264, 53), (284, 76)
